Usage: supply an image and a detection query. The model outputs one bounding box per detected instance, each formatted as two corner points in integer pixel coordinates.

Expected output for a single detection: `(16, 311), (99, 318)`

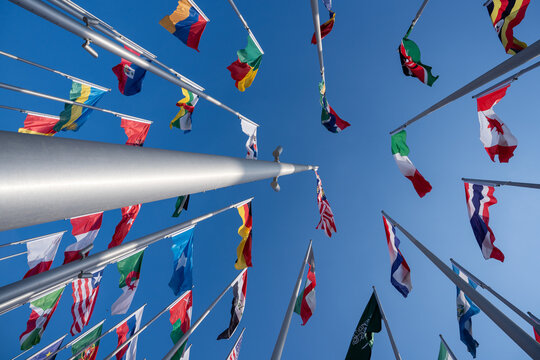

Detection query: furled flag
(382, 215), (412, 297)
(168, 228), (194, 296)
(531, 313), (540, 342)
(19, 287), (64, 350)
(170, 290), (193, 360)
(315, 171), (337, 237)
(398, 27), (438, 86)
(476, 84), (517, 163)
(23, 232), (64, 279)
(112, 47), (150, 96)
(172, 195), (190, 217)
(218, 269), (248, 340)
(180, 345), (191, 360)
(109, 205), (141, 249)
(226, 328), (245, 360)
(70, 321), (104, 360)
(311, 11), (335, 44)
(27, 334), (66, 360)
(319, 80), (350, 133)
(294, 247), (316, 325)
(227, 35), (263, 92)
(55, 81), (106, 132)
(111, 251), (145, 315)
(234, 202), (253, 270)
(159, 0), (208, 51)
(64, 212), (103, 264)
(240, 119), (258, 160)
(115, 306), (144, 360)
(464, 182), (505, 262)
(438, 338), (455, 360)
(322, 0), (332, 11)
(70, 268), (104, 335)
(391, 130), (432, 197)
(344, 292), (382, 360)
(121, 118), (151, 147)
(486, 0), (530, 55)
(18, 113), (59, 136)
(453, 264), (480, 358)
(171, 88), (199, 133)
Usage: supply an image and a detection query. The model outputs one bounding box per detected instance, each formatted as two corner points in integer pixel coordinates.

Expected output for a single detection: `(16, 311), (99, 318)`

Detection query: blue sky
(1, 0), (539, 359)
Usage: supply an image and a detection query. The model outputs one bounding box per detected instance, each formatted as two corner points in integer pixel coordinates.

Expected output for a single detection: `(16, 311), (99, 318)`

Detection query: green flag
(71, 321), (104, 360)
(345, 292), (382, 360)
(438, 339), (453, 360)
(172, 195), (190, 218)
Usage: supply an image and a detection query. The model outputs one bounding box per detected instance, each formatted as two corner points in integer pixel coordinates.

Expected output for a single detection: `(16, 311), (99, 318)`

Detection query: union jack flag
(70, 268), (104, 335)
(227, 328), (245, 360)
(315, 171), (336, 237)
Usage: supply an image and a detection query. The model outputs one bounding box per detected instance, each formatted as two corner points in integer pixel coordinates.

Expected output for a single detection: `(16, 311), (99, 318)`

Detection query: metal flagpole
(462, 177), (540, 190)
(271, 240), (312, 360)
(226, 0), (264, 54)
(9, 347), (32, 360)
(309, 0), (326, 84)
(372, 286), (402, 360)
(0, 231), (67, 248)
(227, 328), (245, 358)
(528, 312), (540, 329)
(45, 320), (105, 360)
(389, 38), (540, 134)
(410, 0), (431, 29)
(162, 269), (247, 360)
(16, 334), (67, 360)
(0, 198), (251, 314)
(472, 60), (540, 99)
(0, 105), (59, 120)
(439, 334), (458, 360)
(450, 258), (540, 334)
(381, 210), (540, 358)
(0, 251), (27, 262)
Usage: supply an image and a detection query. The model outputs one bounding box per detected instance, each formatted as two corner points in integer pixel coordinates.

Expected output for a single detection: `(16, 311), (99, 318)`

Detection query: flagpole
(0, 251), (27, 262)
(270, 240), (312, 360)
(9, 348), (31, 360)
(372, 286), (402, 360)
(389, 38), (540, 135)
(410, 0), (430, 29)
(381, 210), (540, 358)
(45, 320), (106, 360)
(309, 0), (326, 84)
(439, 334), (458, 360)
(450, 258), (540, 334)
(0, 231), (67, 248)
(225, 0), (264, 54)
(472, 60), (540, 99)
(0, 105), (59, 119)
(227, 328), (245, 358)
(462, 177), (540, 190)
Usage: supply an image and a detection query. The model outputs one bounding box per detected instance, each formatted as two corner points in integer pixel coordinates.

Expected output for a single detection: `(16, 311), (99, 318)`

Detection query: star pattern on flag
(175, 250), (187, 271)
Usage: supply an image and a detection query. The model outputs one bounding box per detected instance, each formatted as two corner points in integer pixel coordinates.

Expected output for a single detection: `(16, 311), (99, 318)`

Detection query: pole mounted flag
(55, 81), (107, 132)
(311, 11), (335, 44)
(169, 290), (193, 360)
(294, 247), (316, 325)
(319, 80), (350, 133)
(168, 227), (194, 296)
(70, 321), (104, 360)
(218, 269), (248, 340)
(109, 205), (142, 249)
(64, 213), (103, 264)
(226, 328), (245, 360)
(70, 268), (104, 335)
(18, 113), (59, 136)
(23, 232), (64, 279)
(234, 202), (253, 270)
(26, 334), (66, 360)
(453, 264), (481, 358)
(170, 88), (199, 133)
(112, 47), (150, 96)
(344, 291), (382, 360)
(115, 306), (144, 360)
(159, 0), (208, 52)
(172, 195), (190, 217)
(227, 35), (263, 92)
(240, 119), (258, 160)
(315, 170), (337, 237)
(382, 215), (412, 298)
(121, 118), (151, 147)
(111, 251), (145, 315)
(485, 0), (530, 55)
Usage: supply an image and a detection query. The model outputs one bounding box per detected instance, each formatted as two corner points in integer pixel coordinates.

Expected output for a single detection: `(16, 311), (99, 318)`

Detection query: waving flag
(24, 232), (64, 279)
(486, 0), (530, 55)
(227, 35), (263, 92)
(345, 292), (382, 360)
(112, 47), (150, 96)
(453, 264), (480, 358)
(27, 334), (66, 360)
(115, 306), (144, 360)
(531, 314), (540, 342)
(240, 119), (258, 160)
(437, 338), (455, 360)
(464, 182), (505, 262)
(55, 81), (106, 132)
(171, 89), (199, 133)
(109, 205), (141, 249)
(226, 329), (245, 360)
(476, 85), (517, 163)
(170, 290), (193, 360)
(398, 28), (438, 86)
(70, 269), (104, 335)
(71, 321), (104, 360)
(218, 269), (247, 340)
(169, 228), (194, 295)
(315, 171), (337, 237)
(294, 247), (316, 325)
(319, 81), (350, 133)
(18, 113), (59, 136)
(121, 119), (150, 147)
(172, 195), (190, 217)
(234, 202), (253, 270)
(112, 251), (145, 315)
(64, 212), (103, 264)
(160, 0), (208, 51)
(382, 215), (412, 297)
(311, 12), (335, 44)
(322, 0), (332, 11)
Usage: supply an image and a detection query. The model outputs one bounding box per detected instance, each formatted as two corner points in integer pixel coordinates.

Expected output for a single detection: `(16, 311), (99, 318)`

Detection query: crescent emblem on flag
(125, 270), (140, 291)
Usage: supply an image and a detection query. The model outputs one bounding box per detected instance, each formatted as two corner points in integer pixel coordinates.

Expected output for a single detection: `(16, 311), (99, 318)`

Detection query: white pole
(372, 286), (402, 360)
(225, 0), (264, 54)
(0, 251), (28, 262)
(309, 0), (325, 84)
(472, 60), (540, 99)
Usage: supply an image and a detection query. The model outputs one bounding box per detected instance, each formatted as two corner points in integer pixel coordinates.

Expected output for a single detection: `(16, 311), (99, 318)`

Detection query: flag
(438, 338), (455, 360)
(234, 202), (253, 270)
(27, 334), (66, 360)
(109, 205), (141, 249)
(227, 35), (263, 92)
(55, 81), (106, 132)
(168, 228), (194, 296)
(391, 130), (432, 197)
(64, 212), (103, 264)
(226, 329), (245, 360)
(486, 0), (530, 55)
(322, 0), (332, 11)
(121, 119), (150, 146)
(70, 269), (104, 335)
(169, 290), (193, 360)
(218, 270), (248, 340)
(112, 47), (150, 96)
(180, 345), (191, 360)
(24, 232), (64, 279)
(382, 215), (412, 297)
(464, 182), (505, 262)
(19, 288), (64, 350)
(71, 321), (104, 360)
(453, 264), (480, 358)
(111, 251), (145, 315)
(398, 28), (438, 86)
(18, 113), (59, 136)
(344, 292), (382, 360)
(311, 11), (335, 44)
(532, 314), (540, 342)
(476, 84), (517, 163)
(159, 0), (207, 51)
(170, 88), (199, 133)
(172, 195), (190, 217)
(315, 171), (337, 237)
(294, 248), (316, 325)
(240, 119), (258, 160)
(115, 306), (144, 360)
(319, 81), (350, 133)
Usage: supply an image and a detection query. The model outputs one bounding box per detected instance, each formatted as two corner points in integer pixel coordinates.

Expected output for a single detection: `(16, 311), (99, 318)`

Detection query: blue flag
(168, 227), (194, 295)
(453, 264), (480, 358)
(27, 334), (65, 360)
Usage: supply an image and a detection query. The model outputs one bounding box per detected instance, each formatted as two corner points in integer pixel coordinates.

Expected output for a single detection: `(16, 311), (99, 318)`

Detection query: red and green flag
(311, 11), (335, 44)
(70, 321), (104, 360)
(111, 250), (144, 315)
(169, 290), (193, 360)
(227, 35), (263, 92)
(398, 26), (438, 86)
(294, 248), (316, 325)
(172, 195), (190, 217)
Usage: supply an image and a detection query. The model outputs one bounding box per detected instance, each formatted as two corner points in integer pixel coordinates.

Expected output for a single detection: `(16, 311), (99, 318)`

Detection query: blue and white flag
(116, 306), (144, 360)
(27, 334), (66, 360)
(168, 227), (194, 295)
(382, 215), (412, 297)
(453, 264), (480, 358)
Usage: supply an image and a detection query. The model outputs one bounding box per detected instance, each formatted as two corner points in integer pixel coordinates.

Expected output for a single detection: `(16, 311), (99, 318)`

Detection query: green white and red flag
(294, 248), (316, 325)
(70, 320), (105, 360)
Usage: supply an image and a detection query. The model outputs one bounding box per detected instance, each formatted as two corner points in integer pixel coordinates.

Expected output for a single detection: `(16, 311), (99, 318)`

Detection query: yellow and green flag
(55, 81), (106, 132)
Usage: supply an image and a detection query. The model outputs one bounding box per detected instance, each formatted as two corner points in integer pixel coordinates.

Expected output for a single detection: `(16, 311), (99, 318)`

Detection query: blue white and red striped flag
(70, 268), (104, 335)
(315, 171), (337, 237)
(115, 306), (144, 360)
(226, 328), (245, 360)
(382, 215), (412, 297)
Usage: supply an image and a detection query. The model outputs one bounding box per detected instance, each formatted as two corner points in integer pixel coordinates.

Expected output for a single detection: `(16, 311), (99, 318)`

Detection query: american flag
(315, 171), (337, 237)
(70, 268), (104, 335)
(227, 328), (245, 360)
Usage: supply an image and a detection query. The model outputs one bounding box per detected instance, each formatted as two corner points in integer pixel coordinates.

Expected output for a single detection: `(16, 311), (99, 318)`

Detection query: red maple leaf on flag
(487, 117), (505, 135)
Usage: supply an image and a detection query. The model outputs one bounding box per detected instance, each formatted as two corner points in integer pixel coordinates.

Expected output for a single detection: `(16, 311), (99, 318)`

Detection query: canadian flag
(63, 212), (103, 264)
(23, 232), (64, 278)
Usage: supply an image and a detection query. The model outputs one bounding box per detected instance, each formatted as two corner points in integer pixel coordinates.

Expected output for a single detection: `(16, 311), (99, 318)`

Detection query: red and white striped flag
(315, 171), (337, 237)
(70, 268), (104, 335)
(24, 232), (64, 279)
(64, 213), (103, 264)
(226, 328), (245, 360)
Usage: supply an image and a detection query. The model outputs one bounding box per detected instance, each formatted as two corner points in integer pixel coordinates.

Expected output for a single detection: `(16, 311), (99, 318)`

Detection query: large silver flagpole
(409, 0), (431, 29)
(372, 286), (402, 360)
(462, 177), (540, 190)
(381, 211), (540, 358)
(271, 240), (312, 360)
(439, 334), (458, 360)
(226, 0), (264, 54)
(309, 0), (326, 84)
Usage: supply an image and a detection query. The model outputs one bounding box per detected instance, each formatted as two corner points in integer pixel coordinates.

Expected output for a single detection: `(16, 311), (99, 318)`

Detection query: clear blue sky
(1, 0), (539, 359)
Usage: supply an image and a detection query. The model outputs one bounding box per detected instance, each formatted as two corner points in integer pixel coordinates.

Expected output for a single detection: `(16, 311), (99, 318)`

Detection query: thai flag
(382, 215), (412, 297)
(464, 183), (505, 262)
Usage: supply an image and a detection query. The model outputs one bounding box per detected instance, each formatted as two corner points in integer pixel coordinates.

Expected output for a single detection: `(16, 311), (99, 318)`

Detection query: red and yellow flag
(234, 202), (253, 269)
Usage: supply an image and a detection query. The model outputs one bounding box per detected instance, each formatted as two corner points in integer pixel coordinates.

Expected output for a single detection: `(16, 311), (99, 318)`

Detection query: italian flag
(391, 130), (432, 198)
(170, 290), (193, 360)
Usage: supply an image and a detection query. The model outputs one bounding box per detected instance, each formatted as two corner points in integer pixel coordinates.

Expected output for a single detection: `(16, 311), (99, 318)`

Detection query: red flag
(109, 205), (141, 248)
(18, 113), (59, 136)
(311, 12), (335, 44)
(121, 118), (150, 146)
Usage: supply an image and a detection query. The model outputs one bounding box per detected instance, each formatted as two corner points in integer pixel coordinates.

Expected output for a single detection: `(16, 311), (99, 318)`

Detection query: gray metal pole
(410, 0), (430, 28)
(45, 320), (105, 360)
(225, 0), (264, 54)
(0, 231), (67, 248)
(309, 0), (325, 83)
(10, 347), (32, 360)
(0, 104), (58, 119)
(271, 240), (312, 360)
(389, 38), (540, 134)
(462, 177), (540, 190)
(439, 334), (458, 360)
(372, 286), (402, 360)
(472, 60), (540, 99)
(381, 210), (540, 358)
(0, 251), (27, 262)
(0, 198), (251, 314)
(227, 328), (246, 358)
